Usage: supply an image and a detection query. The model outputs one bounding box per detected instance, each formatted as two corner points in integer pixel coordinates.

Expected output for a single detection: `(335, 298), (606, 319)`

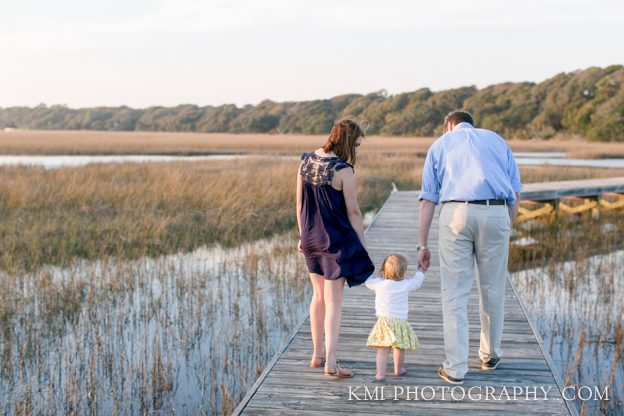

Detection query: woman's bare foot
(394, 367), (407, 376)
(310, 354), (325, 368)
(374, 374), (386, 382)
(324, 360), (354, 378)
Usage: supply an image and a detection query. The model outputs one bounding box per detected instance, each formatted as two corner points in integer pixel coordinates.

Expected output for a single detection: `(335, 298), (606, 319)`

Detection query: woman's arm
(296, 166), (303, 236)
(296, 165), (304, 253)
(340, 168), (367, 250)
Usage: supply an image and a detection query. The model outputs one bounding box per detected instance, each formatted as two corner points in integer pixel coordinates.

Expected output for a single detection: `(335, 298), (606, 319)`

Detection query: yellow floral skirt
(367, 316), (419, 350)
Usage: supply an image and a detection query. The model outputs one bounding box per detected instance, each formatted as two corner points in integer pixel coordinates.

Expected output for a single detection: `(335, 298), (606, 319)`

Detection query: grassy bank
(2, 138), (624, 272)
(2, 130), (624, 273)
(4, 130), (624, 157)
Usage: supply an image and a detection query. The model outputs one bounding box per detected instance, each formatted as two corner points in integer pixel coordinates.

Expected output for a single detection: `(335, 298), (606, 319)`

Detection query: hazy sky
(1, 0), (623, 108)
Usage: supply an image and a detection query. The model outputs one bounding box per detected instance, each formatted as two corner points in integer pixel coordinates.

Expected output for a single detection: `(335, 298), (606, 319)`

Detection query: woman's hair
(381, 253), (408, 281)
(321, 118), (366, 166)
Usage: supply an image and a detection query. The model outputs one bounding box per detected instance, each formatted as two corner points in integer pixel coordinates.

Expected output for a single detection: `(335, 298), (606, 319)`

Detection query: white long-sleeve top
(364, 271), (425, 319)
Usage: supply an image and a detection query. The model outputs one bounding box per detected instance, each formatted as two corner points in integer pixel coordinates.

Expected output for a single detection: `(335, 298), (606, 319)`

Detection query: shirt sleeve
(506, 146), (522, 204)
(405, 271), (425, 291)
(364, 277), (383, 291)
(418, 147), (441, 204)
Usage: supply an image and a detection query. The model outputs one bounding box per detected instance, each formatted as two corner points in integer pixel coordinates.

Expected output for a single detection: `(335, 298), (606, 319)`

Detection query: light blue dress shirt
(418, 122), (522, 205)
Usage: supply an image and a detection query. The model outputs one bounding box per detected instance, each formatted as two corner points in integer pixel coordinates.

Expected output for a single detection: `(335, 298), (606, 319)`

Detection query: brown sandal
(324, 360), (354, 378)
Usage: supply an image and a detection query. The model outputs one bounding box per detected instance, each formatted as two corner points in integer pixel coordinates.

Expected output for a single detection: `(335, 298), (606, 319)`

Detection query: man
(417, 111), (522, 385)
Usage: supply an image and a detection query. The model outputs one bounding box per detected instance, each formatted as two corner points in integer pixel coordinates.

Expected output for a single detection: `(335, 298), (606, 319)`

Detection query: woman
(296, 118), (375, 378)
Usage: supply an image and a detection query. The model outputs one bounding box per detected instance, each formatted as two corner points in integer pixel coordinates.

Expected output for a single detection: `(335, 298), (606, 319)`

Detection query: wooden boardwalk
(521, 176), (624, 200)
(233, 189), (591, 415)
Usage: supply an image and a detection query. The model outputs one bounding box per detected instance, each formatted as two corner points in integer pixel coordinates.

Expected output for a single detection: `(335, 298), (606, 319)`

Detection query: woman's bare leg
(376, 347), (391, 380)
(324, 277), (352, 375)
(309, 273), (325, 366)
(393, 348), (406, 375)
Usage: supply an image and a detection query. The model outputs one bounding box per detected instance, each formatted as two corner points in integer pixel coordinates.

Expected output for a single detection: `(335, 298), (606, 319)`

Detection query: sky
(1, 0), (623, 108)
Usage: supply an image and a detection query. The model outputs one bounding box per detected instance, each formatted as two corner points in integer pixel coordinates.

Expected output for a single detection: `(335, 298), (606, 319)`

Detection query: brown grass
(4, 130), (624, 158)
(2, 131), (624, 272)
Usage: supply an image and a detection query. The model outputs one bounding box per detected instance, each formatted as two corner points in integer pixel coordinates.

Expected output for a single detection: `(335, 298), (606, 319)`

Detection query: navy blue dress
(299, 152), (375, 288)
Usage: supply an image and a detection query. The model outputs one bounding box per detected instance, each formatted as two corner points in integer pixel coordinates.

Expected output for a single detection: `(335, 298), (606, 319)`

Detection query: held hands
(417, 248), (431, 272)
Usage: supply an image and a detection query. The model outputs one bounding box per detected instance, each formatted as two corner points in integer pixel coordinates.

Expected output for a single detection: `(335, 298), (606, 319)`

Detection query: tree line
(1, 65), (622, 141)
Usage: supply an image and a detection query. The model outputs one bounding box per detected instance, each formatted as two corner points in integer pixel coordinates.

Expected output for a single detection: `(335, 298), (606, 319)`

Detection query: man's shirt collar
(453, 122), (474, 130)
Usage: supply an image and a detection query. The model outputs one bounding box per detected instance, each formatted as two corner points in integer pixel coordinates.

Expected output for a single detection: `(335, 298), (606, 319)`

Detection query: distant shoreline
(1, 65), (622, 141)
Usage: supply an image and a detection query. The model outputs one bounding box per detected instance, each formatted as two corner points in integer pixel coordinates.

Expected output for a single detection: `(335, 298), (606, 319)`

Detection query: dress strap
(334, 160), (354, 172)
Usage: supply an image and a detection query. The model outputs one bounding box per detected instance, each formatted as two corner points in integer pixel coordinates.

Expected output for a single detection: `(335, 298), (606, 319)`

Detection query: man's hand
(418, 249), (431, 271)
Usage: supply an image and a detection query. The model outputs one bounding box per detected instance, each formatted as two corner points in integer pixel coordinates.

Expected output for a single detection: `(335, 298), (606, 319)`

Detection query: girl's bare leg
(376, 347), (391, 380)
(393, 348), (406, 375)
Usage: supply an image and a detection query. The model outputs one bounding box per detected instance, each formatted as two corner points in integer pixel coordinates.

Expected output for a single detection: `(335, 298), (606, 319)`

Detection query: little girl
(365, 253), (425, 381)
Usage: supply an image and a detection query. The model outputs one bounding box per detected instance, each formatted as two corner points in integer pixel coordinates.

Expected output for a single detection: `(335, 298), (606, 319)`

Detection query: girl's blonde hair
(381, 253), (408, 281)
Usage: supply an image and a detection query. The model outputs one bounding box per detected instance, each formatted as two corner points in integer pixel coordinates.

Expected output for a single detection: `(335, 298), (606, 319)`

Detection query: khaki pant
(438, 202), (511, 379)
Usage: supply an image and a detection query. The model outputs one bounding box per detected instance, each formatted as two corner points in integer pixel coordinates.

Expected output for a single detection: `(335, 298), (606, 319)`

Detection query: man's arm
(418, 199), (436, 271)
(506, 146), (522, 224)
(418, 146), (440, 271)
(508, 192), (521, 223)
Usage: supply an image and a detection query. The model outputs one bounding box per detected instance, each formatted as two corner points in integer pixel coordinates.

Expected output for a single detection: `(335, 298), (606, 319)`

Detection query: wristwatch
(417, 245), (428, 252)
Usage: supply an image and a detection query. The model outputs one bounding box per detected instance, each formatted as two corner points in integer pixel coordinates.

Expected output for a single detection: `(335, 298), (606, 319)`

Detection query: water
(0, 154), (298, 169)
(514, 152), (568, 158)
(511, 251), (624, 415)
(515, 157), (624, 169)
(0, 233), (310, 415)
(2, 152), (624, 169)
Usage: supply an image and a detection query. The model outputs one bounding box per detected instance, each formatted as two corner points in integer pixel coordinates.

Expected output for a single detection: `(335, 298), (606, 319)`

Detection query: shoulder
(300, 151), (311, 161)
(427, 135), (447, 158)
(334, 158), (354, 172)
(476, 128), (507, 144)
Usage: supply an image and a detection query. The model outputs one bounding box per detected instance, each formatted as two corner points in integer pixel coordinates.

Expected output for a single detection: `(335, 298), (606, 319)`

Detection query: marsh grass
(0, 233), (308, 415)
(0, 159), (298, 271)
(2, 148), (624, 273)
(4, 130), (624, 157)
(509, 210), (624, 415)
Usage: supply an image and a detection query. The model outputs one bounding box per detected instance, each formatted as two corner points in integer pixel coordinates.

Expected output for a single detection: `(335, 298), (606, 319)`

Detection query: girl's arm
(364, 276), (382, 290)
(406, 271), (425, 291)
(340, 168), (367, 250)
